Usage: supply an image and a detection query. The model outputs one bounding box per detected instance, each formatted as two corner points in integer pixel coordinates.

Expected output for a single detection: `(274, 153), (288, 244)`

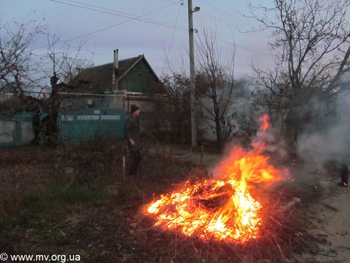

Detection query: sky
(1, 0), (275, 78)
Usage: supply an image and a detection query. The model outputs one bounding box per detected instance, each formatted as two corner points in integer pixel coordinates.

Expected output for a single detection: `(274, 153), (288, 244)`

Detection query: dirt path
(306, 182), (350, 263)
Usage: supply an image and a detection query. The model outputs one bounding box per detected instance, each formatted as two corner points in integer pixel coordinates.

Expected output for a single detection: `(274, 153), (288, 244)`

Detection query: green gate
(0, 112), (33, 147)
(58, 108), (126, 144)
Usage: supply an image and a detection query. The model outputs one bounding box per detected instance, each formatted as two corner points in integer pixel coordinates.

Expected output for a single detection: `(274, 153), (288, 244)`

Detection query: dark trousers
(32, 127), (40, 145)
(128, 150), (141, 176)
(340, 163), (348, 185)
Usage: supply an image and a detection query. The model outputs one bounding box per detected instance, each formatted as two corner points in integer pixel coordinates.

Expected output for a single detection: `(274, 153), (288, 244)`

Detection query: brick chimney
(113, 49), (119, 90)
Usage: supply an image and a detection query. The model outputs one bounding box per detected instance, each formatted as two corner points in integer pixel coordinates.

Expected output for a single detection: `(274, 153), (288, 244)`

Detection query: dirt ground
(161, 144), (350, 263)
(306, 180), (350, 263)
(1, 142), (350, 262)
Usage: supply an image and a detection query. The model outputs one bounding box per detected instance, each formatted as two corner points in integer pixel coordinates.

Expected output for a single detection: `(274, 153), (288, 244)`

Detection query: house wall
(118, 60), (158, 94)
(60, 94), (125, 112)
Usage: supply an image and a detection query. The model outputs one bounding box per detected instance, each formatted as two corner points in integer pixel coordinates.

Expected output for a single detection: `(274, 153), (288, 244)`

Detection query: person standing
(124, 104), (141, 176)
(32, 110), (41, 145)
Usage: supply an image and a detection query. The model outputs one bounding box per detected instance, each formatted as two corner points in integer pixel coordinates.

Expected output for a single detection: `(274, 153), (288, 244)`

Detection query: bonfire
(146, 115), (289, 243)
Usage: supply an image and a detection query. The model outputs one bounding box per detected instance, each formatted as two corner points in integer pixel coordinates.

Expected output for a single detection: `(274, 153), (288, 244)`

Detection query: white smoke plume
(297, 92), (350, 166)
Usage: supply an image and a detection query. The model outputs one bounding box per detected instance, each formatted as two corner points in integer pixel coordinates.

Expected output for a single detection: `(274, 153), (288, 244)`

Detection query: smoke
(209, 114), (290, 182)
(297, 92), (350, 166)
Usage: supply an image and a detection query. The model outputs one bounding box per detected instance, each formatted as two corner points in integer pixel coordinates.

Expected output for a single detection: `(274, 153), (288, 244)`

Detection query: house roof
(65, 55), (159, 94)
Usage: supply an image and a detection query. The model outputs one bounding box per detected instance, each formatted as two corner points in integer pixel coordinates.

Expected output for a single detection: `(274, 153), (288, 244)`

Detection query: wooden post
(122, 155), (126, 181)
(200, 144), (204, 166)
(165, 145), (170, 159)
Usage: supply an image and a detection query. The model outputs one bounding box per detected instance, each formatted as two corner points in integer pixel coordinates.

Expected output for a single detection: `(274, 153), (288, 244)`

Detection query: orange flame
(259, 114), (269, 131)
(146, 114), (286, 243)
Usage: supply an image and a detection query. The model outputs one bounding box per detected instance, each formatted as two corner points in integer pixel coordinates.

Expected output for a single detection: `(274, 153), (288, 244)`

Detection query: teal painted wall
(58, 108), (126, 143)
(0, 108), (126, 147)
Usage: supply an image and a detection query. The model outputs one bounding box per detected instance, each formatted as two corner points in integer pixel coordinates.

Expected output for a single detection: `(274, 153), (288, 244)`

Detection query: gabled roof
(65, 55), (159, 94)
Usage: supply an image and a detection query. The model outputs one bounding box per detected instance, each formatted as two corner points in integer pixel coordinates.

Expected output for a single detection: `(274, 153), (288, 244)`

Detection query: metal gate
(58, 108), (126, 143)
(0, 112), (33, 147)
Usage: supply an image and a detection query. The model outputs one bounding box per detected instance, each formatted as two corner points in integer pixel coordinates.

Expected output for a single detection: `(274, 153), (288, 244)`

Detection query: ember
(146, 114), (287, 243)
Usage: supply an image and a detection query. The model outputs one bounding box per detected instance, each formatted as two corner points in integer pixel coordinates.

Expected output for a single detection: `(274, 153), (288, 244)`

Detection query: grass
(0, 141), (330, 262)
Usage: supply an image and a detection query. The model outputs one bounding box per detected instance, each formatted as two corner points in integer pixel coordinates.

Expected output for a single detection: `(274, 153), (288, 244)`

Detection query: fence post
(122, 155), (126, 181)
(200, 144), (204, 166)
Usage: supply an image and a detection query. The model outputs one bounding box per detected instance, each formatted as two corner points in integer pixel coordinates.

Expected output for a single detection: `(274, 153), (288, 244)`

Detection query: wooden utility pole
(188, 0), (198, 149)
(113, 49), (119, 91)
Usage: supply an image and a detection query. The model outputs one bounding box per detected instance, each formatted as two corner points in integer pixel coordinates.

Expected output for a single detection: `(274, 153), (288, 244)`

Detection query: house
(0, 51), (165, 145)
(59, 50), (162, 112)
(56, 51), (165, 143)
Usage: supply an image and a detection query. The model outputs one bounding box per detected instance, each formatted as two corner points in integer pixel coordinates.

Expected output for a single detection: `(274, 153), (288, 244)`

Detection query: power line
(33, 0), (269, 71)
(31, 0), (187, 53)
(164, 1), (183, 73)
(215, 0), (237, 12)
(49, 0), (262, 55)
(201, 0), (255, 29)
(193, 1), (269, 54)
(49, 0), (187, 32)
(199, 1), (264, 34)
(201, 0), (236, 20)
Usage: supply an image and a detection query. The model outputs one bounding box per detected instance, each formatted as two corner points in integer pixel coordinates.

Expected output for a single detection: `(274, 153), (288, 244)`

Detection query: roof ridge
(85, 55), (143, 70)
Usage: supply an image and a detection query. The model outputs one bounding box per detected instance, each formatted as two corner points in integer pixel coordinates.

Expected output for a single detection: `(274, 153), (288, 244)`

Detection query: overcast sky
(1, 0), (275, 78)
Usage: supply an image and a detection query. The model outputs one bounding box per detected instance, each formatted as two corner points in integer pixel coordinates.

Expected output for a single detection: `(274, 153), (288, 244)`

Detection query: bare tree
(0, 19), (45, 100)
(195, 27), (237, 149)
(143, 73), (192, 144)
(0, 19), (93, 145)
(246, 0), (350, 149)
(42, 33), (93, 145)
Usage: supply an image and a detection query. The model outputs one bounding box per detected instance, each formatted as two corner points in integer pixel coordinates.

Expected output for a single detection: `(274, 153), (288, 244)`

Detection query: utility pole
(188, 0), (199, 149)
(113, 49), (119, 91)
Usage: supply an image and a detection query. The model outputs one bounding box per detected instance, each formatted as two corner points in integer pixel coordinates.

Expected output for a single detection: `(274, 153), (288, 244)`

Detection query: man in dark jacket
(124, 104), (141, 176)
(32, 110), (41, 145)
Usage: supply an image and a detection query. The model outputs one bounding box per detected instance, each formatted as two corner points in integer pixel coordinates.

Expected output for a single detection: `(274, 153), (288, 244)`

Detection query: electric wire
(31, 0), (270, 74)
(50, 0), (258, 53)
(32, 0), (186, 58)
(163, 1), (183, 73)
(49, 0), (187, 32)
(200, 0), (254, 29)
(197, 1), (269, 54)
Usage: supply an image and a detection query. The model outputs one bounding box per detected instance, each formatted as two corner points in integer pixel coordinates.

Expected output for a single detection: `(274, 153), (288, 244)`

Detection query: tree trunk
(284, 108), (301, 153)
(45, 73), (60, 146)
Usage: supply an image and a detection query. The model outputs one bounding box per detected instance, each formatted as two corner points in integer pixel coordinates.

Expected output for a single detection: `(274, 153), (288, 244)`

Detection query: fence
(0, 113), (34, 147)
(0, 108), (126, 147)
(58, 108), (126, 143)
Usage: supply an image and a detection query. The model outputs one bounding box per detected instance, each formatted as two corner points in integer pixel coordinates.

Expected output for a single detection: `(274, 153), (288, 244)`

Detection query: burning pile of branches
(131, 115), (321, 262)
(127, 180), (319, 263)
(145, 115), (290, 243)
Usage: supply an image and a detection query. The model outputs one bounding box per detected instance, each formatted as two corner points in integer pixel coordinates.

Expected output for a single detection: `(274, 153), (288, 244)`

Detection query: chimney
(113, 49), (119, 90)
